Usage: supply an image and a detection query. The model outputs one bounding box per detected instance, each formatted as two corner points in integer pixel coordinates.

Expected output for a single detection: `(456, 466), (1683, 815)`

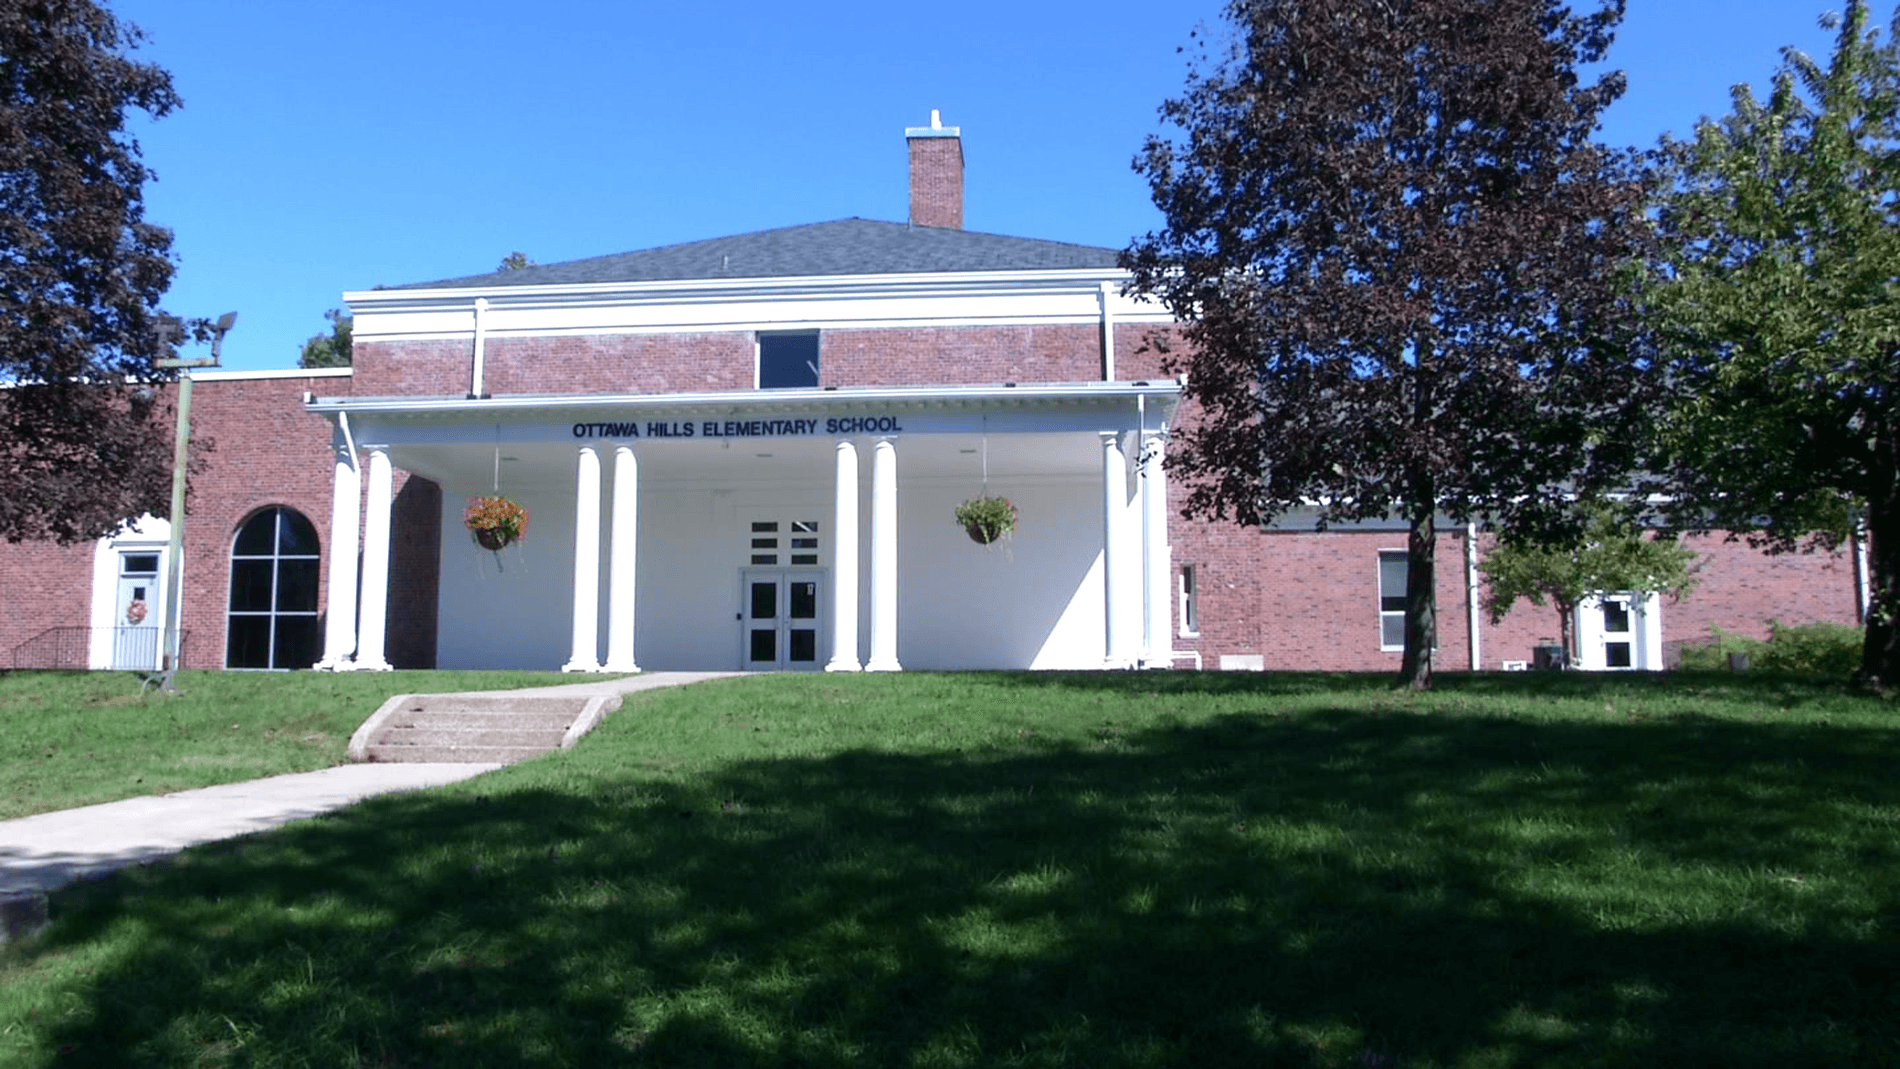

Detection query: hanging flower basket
(464, 495), (529, 551)
(954, 494), (1018, 545)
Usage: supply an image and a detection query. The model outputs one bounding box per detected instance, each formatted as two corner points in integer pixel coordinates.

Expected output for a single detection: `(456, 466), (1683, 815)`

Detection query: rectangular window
(1378, 550), (1408, 650)
(1178, 564), (1199, 636)
(758, 333), (819, 389)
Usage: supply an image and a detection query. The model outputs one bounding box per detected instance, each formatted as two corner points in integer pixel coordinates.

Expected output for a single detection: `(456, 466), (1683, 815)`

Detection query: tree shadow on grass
(16, 706), (1900, 1067)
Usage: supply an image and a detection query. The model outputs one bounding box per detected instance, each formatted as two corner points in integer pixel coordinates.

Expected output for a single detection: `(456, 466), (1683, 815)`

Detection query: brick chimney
(906, 110), (964, 229)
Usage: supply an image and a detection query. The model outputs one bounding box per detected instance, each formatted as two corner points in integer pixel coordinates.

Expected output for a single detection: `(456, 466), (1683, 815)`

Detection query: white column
(1103, 432), (1133, 668)
(602, 445), (640, 673)
(353, 448), (393, 671)
(316, 441), (360, 670)
(563, 445), (604, 673)
(826, 439), (862, 672)
(864, 437), (902, 672)
(1140, 432), (1172, 668)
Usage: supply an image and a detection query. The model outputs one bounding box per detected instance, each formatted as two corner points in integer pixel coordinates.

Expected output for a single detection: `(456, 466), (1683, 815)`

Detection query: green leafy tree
(1646, 2), (1899, 684)
(1481, 502), (1699, 665)
(1124, 0), (1652, 688)
(0, 0), (194, 543)
(498, 251), (536, 272)
(298, 308), (352, 369)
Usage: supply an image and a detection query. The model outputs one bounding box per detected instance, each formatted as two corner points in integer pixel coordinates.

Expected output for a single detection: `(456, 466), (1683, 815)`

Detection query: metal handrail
(8, 627), (190, 671)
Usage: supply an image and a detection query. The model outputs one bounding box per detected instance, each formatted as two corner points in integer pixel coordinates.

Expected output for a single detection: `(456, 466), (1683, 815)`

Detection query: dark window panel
(230, 560), (275, 612)
(277, 559), (320, 612)
(227, 615), (272, 669)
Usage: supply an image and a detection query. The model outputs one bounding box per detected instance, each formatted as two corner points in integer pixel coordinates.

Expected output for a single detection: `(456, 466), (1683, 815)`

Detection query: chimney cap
(905, 108), (960, 138)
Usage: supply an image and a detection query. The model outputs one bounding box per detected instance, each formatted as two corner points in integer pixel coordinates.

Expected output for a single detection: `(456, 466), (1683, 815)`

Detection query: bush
(1678, 620), (1864, 678)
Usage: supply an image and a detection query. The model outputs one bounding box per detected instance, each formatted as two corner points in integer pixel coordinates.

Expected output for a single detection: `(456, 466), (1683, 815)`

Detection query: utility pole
(154, 312), (236, 693)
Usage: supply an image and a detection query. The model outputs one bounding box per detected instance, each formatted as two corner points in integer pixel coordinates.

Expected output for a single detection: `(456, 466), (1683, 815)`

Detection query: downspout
(469, 297), (489, 399)
(1466, 521), (1482, 671)
(1099, 282), (1115, 382)
(1139, 394), (1152, 665)
(1854, 519), (1872, 623)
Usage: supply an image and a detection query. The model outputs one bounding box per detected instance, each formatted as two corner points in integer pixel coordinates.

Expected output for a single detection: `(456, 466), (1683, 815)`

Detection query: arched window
(227, 507), (321, 669)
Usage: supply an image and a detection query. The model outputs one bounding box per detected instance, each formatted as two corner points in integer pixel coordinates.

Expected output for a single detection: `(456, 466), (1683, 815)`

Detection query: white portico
(308, 383), (1179, 673)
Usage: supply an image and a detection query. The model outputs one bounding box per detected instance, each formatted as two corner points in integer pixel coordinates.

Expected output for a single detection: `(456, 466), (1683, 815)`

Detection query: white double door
(740, 569), (825, 670)
(1575, 592), (1662, 671)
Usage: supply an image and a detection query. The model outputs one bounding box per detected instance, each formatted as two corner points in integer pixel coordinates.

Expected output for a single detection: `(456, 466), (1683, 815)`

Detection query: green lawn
(3, 671), (1896, 1067)
(0, 670), (587, 819)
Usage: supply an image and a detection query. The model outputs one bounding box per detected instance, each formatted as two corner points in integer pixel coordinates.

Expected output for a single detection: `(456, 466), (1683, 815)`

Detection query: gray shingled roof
(389, 218), (1122, 290)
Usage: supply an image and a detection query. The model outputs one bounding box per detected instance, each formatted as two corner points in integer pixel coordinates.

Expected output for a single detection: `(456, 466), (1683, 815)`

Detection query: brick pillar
(906, 110), (964, 229)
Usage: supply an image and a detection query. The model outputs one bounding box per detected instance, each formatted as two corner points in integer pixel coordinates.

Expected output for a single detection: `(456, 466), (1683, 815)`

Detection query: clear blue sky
(110, 0), (1893, 372)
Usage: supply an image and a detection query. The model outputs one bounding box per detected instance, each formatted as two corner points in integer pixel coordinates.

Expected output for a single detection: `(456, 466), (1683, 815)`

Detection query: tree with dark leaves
(1646, 2), (1900, 686)
(1124, 0), (1652, 688)
(299, 308), (352, 369)
(0, 0), (191, 544)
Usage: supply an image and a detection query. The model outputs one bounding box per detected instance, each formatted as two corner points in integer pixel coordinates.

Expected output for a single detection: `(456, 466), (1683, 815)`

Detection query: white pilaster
(1103, 432), (1133, 668)
(353, 448), (393, 671)
(602, 445), (640, 673)
(315, 441), (360, 670)
(564, 446), (604, 673)
(1139, 432), (1172, 668)
(826, 439), (863, 672)
(864, 437), (902, 672)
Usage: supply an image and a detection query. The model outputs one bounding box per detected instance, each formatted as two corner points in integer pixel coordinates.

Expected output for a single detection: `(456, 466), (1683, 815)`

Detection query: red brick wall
(0, 542), (99, 665)
(825, 325), (1102, 386)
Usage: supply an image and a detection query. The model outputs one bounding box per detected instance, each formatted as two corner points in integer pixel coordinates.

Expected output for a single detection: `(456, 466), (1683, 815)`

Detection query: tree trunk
(1398, 502), (1437, 690)
(1557, 600), (1575, 668)
(1856, 499), (1900, 687)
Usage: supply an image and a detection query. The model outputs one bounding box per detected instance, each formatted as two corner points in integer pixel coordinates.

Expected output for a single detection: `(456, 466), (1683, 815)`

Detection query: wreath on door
(125, 599), (149, 625)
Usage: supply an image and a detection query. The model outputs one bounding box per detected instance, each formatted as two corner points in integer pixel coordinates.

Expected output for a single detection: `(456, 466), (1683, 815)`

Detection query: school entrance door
(740, 569), (824, 670)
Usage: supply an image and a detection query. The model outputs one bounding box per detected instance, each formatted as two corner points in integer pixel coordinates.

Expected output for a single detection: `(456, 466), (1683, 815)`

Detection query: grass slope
(0, 670), (584, 819)
(3, 671), (1896, 1067)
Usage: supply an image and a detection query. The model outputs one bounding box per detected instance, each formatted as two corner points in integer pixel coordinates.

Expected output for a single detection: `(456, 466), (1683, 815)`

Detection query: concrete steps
(348, 692), (620, 764)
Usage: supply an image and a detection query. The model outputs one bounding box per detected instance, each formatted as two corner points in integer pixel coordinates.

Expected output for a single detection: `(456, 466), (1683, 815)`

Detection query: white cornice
(307, 380), (1182, 420)
(345, 267), (1135, 309)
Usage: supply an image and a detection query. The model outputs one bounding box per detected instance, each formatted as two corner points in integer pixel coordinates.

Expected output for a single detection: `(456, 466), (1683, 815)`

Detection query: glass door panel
(741, 570), (824, 670)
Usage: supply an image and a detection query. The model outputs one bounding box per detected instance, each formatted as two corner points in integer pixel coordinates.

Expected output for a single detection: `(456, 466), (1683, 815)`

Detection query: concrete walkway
(0, 671), (749, 899)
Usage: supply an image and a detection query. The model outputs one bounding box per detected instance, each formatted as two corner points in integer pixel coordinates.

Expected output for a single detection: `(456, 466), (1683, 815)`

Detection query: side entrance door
(740, 569), (824, 671)
(1575, 592), (1659, 670)
(113, 551), (163, 670)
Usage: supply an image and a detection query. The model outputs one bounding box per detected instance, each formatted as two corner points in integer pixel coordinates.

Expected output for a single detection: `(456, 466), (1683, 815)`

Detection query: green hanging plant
(954, 494), (1018, 545)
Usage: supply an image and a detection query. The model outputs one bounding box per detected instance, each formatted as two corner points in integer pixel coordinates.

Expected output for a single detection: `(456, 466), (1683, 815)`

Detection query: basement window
(758, 333), (819, 389)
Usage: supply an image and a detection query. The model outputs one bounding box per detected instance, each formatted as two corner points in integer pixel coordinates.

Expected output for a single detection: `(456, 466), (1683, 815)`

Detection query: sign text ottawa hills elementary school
(570, 415), (905, 440)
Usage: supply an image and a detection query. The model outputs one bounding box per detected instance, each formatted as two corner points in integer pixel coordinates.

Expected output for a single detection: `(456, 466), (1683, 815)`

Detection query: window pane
(789, 629), (817, 662)
(1378, 552), (1408, 599)
(233, 511), (277, 556)
(227, 615), (272, 669)
(791, 554), (818, 565)
(750, 629), (777, 662)
(278, 510), (320, 556)
(751, 537), (778, 549)
(1606, 642), (1633, 668)
(751, 554), (779, 565)
(790, 581), (817, 619)
(791, 538), (818, 549)
(276, 559), (320, 612)
(751, 522), (779, 532)
(1381, 614), (1406, 649)
(759, 334), (819, 389)
(272, 615), (319, 669)
(792, 521), (819, 533)
(230, 560), (275, 612)
(1602, 600), (1631, 634)
(121, 554), (160, 575)
(750, 581), (777, 619)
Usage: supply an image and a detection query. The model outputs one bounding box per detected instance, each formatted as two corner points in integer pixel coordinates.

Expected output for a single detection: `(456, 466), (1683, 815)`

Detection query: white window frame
(756, 331), (820, 390)
(1177, 563), (1199, 637)
(1378, 549), (1407, 652)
